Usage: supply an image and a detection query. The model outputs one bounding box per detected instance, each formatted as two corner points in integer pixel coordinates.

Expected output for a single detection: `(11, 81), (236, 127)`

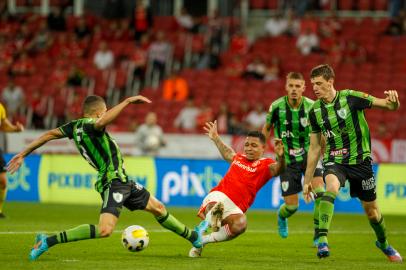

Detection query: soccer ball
(121, 225), (149, 252)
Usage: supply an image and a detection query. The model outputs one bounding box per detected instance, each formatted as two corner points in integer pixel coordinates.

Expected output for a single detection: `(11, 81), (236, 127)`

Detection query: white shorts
(197, 191), (244, 220)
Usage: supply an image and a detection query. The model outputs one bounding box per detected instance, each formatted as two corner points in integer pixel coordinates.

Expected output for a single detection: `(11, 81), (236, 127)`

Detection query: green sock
(0, 186), (6, 213)
(156, 211), (197, 243)
(278, 204), (298, 219)
(46, 224), (101, 247)
(313, 187), (325, 239)
(319, 191), (336, 244)
(370, 216), (389, 249)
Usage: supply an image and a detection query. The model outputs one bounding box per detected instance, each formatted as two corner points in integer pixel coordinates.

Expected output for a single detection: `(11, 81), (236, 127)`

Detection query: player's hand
(204, 121), (219, 140)
(274, 138), (284, 158)
(303, 183), (315, 204)
(7, 154), (24, 174)
(384, 90), (400, 110)
(126, 95), (152, 104)
(15, 122), (24, 132)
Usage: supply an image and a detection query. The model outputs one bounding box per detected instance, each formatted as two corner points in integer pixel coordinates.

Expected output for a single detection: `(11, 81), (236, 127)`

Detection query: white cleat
(211, 202), (224, 232)
(189, 247), (203, 258)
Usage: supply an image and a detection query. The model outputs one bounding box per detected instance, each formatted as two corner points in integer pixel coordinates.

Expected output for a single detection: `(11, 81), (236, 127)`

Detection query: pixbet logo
(385, 183), (406, 198)
(162, 165), (222, 203)
(7, 162), (30, 191)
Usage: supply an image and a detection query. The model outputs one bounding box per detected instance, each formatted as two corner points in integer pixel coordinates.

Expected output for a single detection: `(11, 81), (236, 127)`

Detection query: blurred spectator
(244, 104), (267, 131)
(132, 0), (153, 41)
(229, 31), (249, 55)
(264, 13), (288, 37)
(162, 71), (189, 101)
(74, 17), (92, 40)
(174, 98), (200, 132)
(327, 41), (344, 67)
(285, 8), (300, 36)
(135, 112), (165, 156)
(384, 11), (405, 35)
(66, 65), (86, 87)
(224, 55), (245, 78)
(264, 57), (281, 82)
(148, 31), (172, 81)
(216, 103), (231, 134)
(344, 40), (367, 65)
(176, 7), (194, 32)
(207, 10), (223, 51)
(196, 46), (221, 70)
(243, 57), (267, 80)
(29, 21), (52, 54)
(1, 78), (25, 119)
(29, 91), (47, 129)
(296, 28), (319, 55)
(93, 41), (114, 70)
(47, 7), (66, 32)
(130, 35), (149, 82)
(196, 103), (213, 131)
(10, 52), (35, 76)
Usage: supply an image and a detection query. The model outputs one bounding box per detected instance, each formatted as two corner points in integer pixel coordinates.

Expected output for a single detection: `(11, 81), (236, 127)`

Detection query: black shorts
(0, 148), (6, 173)
(280, 160), (323, 196)
(100, 180), (150, 217)
(323, 158), (376, 202)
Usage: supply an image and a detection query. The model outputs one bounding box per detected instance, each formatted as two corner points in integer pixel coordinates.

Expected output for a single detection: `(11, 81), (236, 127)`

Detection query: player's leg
(278, 194), (298, 238)
(310, 173), (325, 246)
(202, 213), (247, 245)
(144, 194), (201, 247)
(362, 200), (402, 262)
(0, 172), (7, 218)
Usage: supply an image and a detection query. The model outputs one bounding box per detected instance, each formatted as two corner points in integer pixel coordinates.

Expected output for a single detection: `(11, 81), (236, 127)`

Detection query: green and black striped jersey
(266, 96), (314, 165)
(309, 90), (374, 165)
(59, 118), (128, 193)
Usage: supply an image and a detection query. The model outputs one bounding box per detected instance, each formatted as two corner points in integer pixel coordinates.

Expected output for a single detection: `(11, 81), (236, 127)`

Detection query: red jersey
(211, 153), (275, 212)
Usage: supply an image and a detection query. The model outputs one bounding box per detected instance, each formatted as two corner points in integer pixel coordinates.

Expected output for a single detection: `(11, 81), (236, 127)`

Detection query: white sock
(202, 224), (232, 245)
(204, 210), (212, 223)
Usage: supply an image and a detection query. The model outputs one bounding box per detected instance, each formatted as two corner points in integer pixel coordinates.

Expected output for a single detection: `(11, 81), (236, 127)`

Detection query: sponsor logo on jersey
(252, 160), (260, 167)
(289, 148), (305, 157)
(300, 117), (308, 127)
(113, 192), (123, 203)
(330, 148), (348, 156)
(337, 108), (347, 119)
(232, 160), (257, 173)
(281, 181), (289, 192)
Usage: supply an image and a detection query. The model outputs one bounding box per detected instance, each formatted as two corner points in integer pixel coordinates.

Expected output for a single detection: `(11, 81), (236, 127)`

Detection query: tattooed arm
(204, 121), (236, 163)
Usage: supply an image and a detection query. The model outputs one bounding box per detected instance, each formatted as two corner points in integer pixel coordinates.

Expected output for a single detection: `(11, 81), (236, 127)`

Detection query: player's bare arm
(269, 138), (285, 176)
(204, 120), (236, 163)
(7, 128), (65, 174)
(303, 132), (322, 203)
(0, 118), (24, 132)
(371, 90), (400, 111)
(94, 95), (151, 130)
(261, 122), (272, 142)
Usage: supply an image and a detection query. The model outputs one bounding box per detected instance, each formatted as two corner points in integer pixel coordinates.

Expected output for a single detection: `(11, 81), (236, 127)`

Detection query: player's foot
(189, 247), (203, 258)
(317, 242), (330, 258)
(192, 220), (209, 248)
(375, 241), (403, 262)
(0, 212), (5, 218)
(29, 234), (48, 261)
(277, 212), (288, 238)
(210, 202), (224, 232)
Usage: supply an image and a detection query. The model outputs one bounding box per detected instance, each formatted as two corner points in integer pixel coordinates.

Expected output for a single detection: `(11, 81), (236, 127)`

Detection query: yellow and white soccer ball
(121, 225), (149, 252)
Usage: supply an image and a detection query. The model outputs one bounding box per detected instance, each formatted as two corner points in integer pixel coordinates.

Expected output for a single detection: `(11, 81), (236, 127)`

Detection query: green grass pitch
(0, 202), (405, 270)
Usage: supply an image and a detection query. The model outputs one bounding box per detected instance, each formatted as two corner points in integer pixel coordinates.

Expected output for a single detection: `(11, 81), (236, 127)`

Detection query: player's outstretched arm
(0, 118), (24, 132)
(7, 128), (65, 174)
(204, 120), (236, 163)
(269, 139), (285, 176)
(371, 90), (400, 111)
(261, 122), (272, 142)
(303, 132), (322, 203)
(94, 95), (151, 130)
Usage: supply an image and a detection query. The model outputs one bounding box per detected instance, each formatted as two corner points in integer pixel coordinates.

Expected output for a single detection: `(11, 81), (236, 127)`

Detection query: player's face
(244, 137), (265, 160)
(286, 78), (305, 101)
(310, 76), (334, 100)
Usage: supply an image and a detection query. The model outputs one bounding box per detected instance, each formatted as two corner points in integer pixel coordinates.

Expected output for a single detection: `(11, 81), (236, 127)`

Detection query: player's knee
(0, 176), (7, 189)
(229, 217), (247, 236)
(365, 207), (380, 221)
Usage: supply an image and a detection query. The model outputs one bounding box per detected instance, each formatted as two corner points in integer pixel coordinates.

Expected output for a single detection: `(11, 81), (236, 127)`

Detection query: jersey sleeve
(58, 121), (76, 139)
(0, 104), (7, 121)
(347, 90), (374, 110)
(309, 108), (321, 133)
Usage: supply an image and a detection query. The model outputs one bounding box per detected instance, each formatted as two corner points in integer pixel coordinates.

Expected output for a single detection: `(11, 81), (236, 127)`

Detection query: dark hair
(247, 131), (266, 144)
(83, 95), (105, 115)
(286, 72), (304, 81)
(310, 64), (335, 80)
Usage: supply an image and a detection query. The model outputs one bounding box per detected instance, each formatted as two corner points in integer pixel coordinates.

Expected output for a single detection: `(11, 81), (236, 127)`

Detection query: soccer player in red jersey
(189, 121), (285, 257)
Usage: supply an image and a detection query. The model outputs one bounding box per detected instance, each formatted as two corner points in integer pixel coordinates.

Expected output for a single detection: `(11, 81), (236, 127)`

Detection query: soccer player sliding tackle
(189, 120), (285, 257)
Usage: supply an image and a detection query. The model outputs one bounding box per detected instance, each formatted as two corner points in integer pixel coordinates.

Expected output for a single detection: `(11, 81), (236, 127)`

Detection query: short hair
(310, 64), (335, 80)
(247, 131), (266, 144)
(286, 72), (304, 81)
(83, 95), (105, 115)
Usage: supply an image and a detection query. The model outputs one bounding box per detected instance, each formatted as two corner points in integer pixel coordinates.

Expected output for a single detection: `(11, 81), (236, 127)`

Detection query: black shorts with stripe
(280, 160), (323, 196)
(323, 157), (376, 202)
(0, 148), (6, 173)
(100, 179), (150, 217)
